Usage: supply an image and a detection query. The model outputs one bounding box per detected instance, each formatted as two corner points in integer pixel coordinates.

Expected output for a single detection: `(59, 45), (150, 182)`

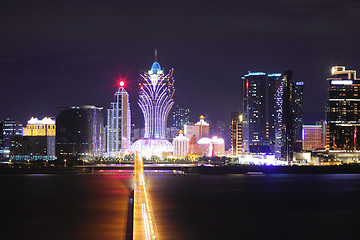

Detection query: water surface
(148, 174), (360, 240)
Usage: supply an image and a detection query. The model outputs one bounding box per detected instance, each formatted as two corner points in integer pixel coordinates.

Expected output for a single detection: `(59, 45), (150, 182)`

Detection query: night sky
(1, 0), (360, 126)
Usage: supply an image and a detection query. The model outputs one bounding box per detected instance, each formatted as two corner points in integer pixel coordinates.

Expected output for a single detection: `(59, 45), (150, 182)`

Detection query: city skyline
(2, 2), (360, 240)
(2, 0), (360, 126)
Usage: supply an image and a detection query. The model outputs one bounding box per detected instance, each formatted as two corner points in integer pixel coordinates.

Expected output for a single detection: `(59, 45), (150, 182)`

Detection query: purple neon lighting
(130, 138), (173, 158)
(138, 65), (175, 139)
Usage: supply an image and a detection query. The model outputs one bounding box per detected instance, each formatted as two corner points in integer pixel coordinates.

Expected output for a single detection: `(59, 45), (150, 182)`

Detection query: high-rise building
(56, 105), (104, 161)
(0, 118), (23, 159)
(326, 66), (360, 150)
(276, 70), (295, 161)
(241, 70), (303, 159)
(293, 81), (304, 151)
(184, 115), (210, 140)
(106, 80), (131, 157)
(241, 72), (268, 152)
(268, 73), (283, 147)
(171, 104), (190, 131)
(23, 117), (56, 136)
(241, 72), (292, 154)
(273, 70), (304, 161)
(302, 125), (325, 151)
(172, 130), (190, 157)
(130, 51), (175, 158)
(230, 112), (243, 156)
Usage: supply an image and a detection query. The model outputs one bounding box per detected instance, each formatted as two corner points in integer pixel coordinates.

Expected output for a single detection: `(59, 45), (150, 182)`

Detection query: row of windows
(27, 125), (55, 129)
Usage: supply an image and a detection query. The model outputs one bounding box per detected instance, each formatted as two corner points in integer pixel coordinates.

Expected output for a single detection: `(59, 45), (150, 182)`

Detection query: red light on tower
(119, 81), (125, 87)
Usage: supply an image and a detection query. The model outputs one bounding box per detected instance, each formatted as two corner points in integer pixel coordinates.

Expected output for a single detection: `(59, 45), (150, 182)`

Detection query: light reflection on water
(2, 173), (360, 240)
(147, 174), (360, 240)
(1, 174), (132, 240)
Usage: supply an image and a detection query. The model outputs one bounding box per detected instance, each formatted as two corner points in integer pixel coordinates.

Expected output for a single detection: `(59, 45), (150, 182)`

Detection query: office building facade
(241, 72), (268, 152)
(302, 125), (325, 151)
(56, 105), (104, 161)
(241, 70), (303, 161)
(293, 81), (304, 151)
(275, 70), (303, 161)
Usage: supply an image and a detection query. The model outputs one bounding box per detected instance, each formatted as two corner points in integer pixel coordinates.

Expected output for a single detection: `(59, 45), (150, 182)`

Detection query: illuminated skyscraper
(171, 104), (190, 131)
(268, 73), (283, 147)
(293, 81), (304, 151)
(241, 70), (303, 161)
(274, 70), (303, 161)
(230, 112), (243, 156)
(241, 72), (284, 153)
(241, 72), (268, 152)
(107, 81), (131, 157)
(275, 70), (296, 161)
(131, 51), (175, 158)
(326, 66), (360, 150)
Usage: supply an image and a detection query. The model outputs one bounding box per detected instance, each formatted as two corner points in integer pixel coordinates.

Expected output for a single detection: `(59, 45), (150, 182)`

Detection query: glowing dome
(149, 62), (162, 74)
(130, 138), (173, 158)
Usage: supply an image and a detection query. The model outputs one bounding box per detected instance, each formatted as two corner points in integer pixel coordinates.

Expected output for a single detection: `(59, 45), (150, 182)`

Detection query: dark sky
(1, 0), (360, 126)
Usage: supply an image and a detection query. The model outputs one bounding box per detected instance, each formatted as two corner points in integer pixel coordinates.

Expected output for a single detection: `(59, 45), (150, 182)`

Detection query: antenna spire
(154, 49), (158, 62)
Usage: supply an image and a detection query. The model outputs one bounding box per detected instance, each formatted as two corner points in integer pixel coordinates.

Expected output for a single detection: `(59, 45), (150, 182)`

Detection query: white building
(196, 136), (225, 157)
(184, 115), (210, 140)
(107, 81), (131, 158)
(173, 130), (190, 157)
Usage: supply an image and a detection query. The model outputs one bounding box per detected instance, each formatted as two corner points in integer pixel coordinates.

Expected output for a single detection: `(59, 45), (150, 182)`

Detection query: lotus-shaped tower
(130, 51), (175, 158)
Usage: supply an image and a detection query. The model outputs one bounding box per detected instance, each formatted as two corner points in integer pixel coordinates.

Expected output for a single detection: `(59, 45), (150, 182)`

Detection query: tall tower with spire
(131, 51), (175, 158)
(107, 80), (131, 157)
